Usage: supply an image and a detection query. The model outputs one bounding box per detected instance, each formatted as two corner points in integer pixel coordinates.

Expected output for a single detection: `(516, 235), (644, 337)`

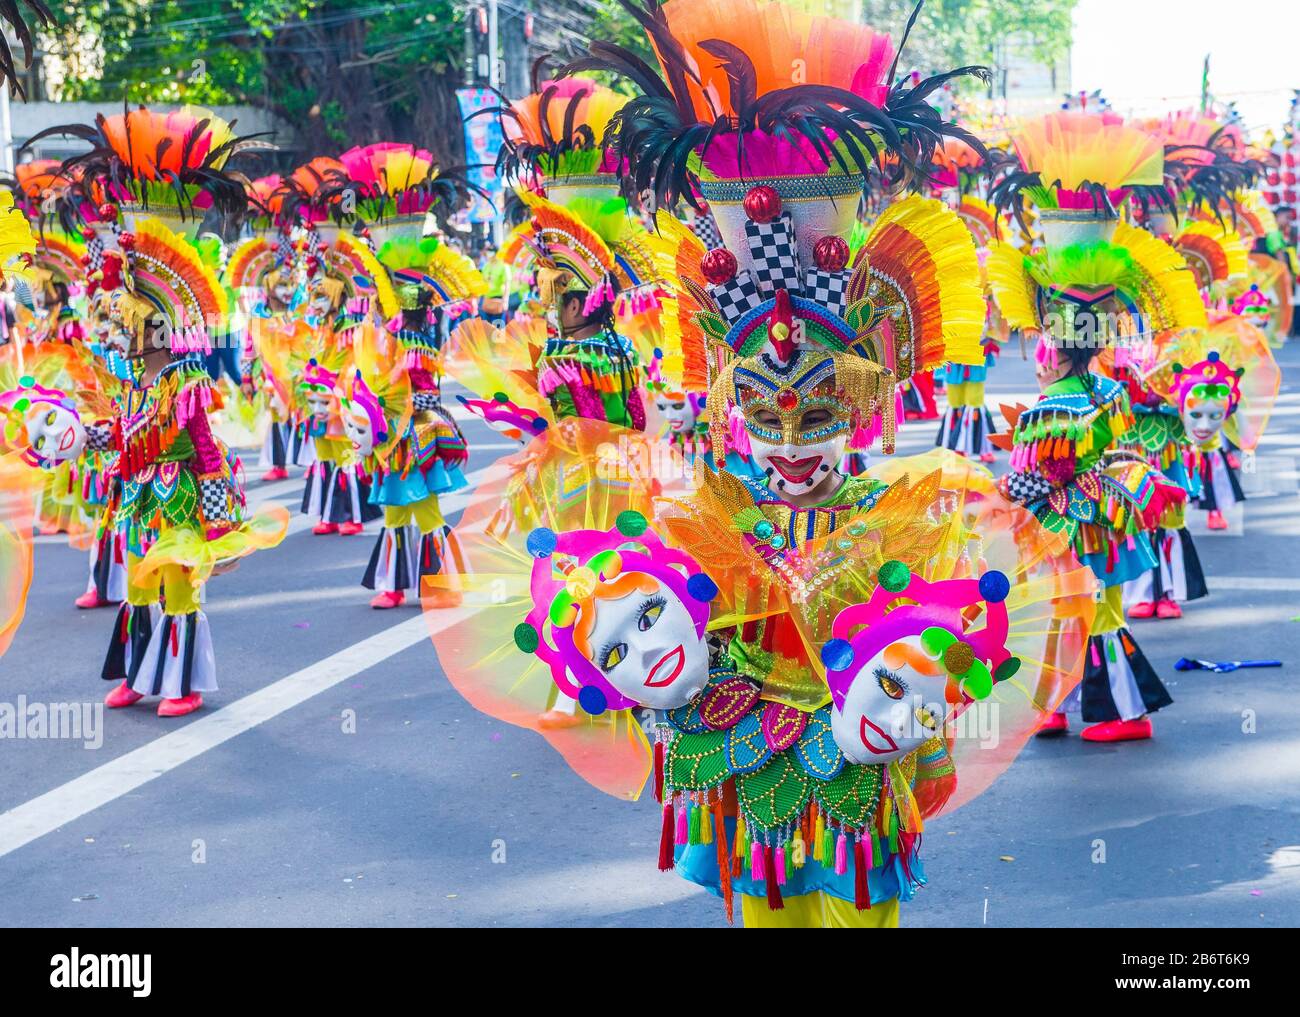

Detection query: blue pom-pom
(578, 686), (608, 716)
(653, 346), (664, 360)
(1207, 350), (1220, 363)
(525, 527), (557, 558)
(532, 418), (548, 432)
(686, 573), (718, 602)
(821, 638), (854, 673)
(979, 570), (1011, 603)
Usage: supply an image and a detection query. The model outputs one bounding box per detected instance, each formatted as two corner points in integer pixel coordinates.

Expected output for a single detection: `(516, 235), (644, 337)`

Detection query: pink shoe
(105, 682), (144, 709)
(1081, 717), (1153, 743)
(370, 591), (405, 610)
(75, 590), (115, 609)
(1207, 510), (1228, 531)
(158, 693), (203, 717)
(263, 466), (289, 482)
(338, 521), (364, 536)
(312, 521), (339, 535)
(1128, 601), (1156, 619)
(1035, 711), (1069, 736)
(979, 452), (996, 463)
(1155, 599), (1182, 620)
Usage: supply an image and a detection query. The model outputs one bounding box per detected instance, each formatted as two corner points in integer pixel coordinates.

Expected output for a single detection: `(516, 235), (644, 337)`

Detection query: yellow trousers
(383, 497), (444, 536)
(945, 380), (986, 409)
(126, 553), (201, 616)
(1092, 583), (1125, 637)
(740, 892), (900, 928)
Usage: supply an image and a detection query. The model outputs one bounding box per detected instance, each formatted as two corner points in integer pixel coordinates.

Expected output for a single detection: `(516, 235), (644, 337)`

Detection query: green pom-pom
(878, 560), (910, 593)
(513, 622), (540, 653)
(493, 392), (509, 403)
(920, 625), (956, 657)
(994, 657), (1022, 682)
(616, 510), (647, 537)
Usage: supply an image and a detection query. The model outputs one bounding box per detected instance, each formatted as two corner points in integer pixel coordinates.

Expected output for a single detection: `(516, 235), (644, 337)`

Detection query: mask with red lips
(735, 347), (852, 498)
(821, 562), (1020, 766)
(516, 515), (718, 715)
(1, 381), (88, 469)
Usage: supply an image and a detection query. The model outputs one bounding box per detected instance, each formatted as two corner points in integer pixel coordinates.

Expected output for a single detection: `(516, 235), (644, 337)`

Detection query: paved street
(2, 346), (1298, 928)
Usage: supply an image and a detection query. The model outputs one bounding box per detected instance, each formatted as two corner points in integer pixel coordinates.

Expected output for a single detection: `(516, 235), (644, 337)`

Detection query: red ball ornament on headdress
(700, 248), (738, 285)
(743, 185), (781, 223)
(117, 232), (135, 250)
(813, 235), (851, 273)
(79, 226), (95, 241)
(97, 203), (118, 223)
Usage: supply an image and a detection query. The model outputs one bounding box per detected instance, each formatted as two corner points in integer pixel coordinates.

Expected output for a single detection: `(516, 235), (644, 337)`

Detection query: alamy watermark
(0, 697), (103, 749)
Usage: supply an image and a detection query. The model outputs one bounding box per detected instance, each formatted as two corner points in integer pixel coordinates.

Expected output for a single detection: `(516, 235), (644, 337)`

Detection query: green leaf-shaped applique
(738, 753), (811, 831)
(815, 761), (882, 830)
(667, 729), (729, 791)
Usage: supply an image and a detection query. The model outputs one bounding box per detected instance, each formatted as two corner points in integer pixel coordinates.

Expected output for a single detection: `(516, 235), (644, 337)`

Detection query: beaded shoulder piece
(119, 359), (217, 477)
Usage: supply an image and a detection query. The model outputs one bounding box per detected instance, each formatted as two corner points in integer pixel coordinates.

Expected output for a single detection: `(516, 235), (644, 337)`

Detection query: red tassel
(658, 803), (675, 872)
(169, 621), (179, 657)
(764, 845), (783, 911)
(653, 739), (665, 804)
(120, 607), (131, 644)
(854, 837), (871, 911)
(712, 797), (733, 925)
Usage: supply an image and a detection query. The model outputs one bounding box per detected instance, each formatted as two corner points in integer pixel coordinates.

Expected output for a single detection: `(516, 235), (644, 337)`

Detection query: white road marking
(1209, 576), (1300, 592)
(0, 607), (473, 859)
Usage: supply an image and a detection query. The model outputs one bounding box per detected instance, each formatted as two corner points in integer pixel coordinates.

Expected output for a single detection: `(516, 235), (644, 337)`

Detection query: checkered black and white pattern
(689, 213), (723, 252)
(708, 271), (764, 326)
(85, 235), (104, 272)
(86, 423), (115, 453)
(805, 269), (851, 319)
(745, 213), (801, 296)
(199, 477), (230, 525)
(412, 391), (441, 412)
(1004, 470), (1054, 505)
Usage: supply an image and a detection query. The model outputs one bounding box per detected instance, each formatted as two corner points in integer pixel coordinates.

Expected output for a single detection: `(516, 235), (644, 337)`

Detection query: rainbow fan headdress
(111, 216), (229, 354)
(511, 188), (659, 321)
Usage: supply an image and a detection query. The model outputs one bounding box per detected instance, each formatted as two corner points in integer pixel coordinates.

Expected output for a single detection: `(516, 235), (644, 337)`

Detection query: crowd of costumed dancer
(0, 0), (1287, 928)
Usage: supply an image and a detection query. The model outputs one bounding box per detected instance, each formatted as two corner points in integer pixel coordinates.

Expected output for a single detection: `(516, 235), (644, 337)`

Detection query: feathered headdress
(570, 0), (988, 212)
(484, 71), (626, 193)
(28, 105), (268, 229)
(337, 142), (471, 228)
(991, 111), (1164, 241)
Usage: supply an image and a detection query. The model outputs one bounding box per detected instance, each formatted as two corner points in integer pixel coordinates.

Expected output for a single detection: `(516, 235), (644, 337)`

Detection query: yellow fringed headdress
(986, 223), (1205, 343)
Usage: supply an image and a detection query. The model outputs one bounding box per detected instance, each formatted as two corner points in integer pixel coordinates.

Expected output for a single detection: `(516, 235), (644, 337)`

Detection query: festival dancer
(13, 105), (289, 715)
(988, 111), (1204, 742)
(430, 0), (1097, 927)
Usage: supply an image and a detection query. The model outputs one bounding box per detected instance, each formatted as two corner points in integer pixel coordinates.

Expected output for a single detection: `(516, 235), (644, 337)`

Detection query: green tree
(42, 2), (470, 163)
